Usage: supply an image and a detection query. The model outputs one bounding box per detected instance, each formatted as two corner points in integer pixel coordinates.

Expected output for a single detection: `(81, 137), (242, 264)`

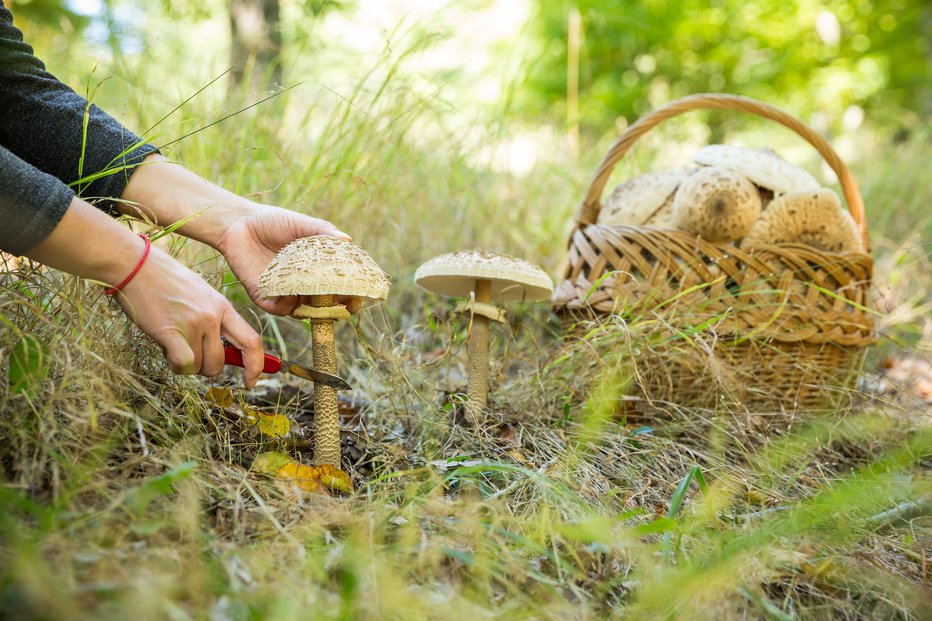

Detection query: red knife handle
(223, 344), (283, 374)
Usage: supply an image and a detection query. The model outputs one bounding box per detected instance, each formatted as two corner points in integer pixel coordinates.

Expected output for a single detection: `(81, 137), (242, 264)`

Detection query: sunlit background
(10, 0), (930, 178)
(2, 3), (931, 620)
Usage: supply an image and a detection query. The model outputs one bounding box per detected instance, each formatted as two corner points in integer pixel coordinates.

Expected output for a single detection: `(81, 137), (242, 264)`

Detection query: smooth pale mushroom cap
(693, 144), (820, 194)
(598, 168), (692, 226)
(414, 251), (553, 302)
(641, 193), (679, 229)
(740, 189), (864, 253)
(673, 166), (762, 243)
(258, 236), (391, 302)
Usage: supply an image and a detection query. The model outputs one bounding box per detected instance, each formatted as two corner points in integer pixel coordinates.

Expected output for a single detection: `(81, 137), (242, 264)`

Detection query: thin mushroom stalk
(466, 279), (492, 422)
(302, 295), (341, 467)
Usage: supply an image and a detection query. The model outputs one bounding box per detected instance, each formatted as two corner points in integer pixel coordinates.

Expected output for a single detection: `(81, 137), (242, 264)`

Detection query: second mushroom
(414, 251), (553, 422)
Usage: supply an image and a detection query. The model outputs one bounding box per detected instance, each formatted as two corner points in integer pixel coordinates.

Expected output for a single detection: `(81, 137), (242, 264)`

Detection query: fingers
(302, 215), (352, 241)
(256, 293), (301, 316)
(200, 331), (226, 378)
(161, 331), (197, 375)
(220, 311), (264, 389)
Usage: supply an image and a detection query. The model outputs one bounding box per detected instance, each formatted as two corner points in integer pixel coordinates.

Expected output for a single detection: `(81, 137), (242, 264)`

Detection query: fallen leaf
(252, 451), (294, 475)
(205, 387), (234, 408)
(276, 462), (322, 493)
(243, 406), (291, 437)
(256, 412), (291, 437)
(315, 464), (354, 493)
(507, 449), (530, 465)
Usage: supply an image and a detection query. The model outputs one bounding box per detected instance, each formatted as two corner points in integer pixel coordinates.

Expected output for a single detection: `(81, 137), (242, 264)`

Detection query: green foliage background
(520, 0), (931, 136)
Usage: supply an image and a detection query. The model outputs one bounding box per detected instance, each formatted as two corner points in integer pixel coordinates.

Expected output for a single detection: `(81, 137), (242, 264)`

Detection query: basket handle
(575, 93), (869, 250)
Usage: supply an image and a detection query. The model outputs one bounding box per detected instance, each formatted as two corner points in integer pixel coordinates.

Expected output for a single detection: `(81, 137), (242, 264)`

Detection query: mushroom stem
(466, 278), (492, 422)
(308, 294), (341, 467)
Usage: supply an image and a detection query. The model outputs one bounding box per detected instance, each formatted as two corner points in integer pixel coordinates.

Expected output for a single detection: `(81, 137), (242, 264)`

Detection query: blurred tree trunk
(229, 0), (282, 95)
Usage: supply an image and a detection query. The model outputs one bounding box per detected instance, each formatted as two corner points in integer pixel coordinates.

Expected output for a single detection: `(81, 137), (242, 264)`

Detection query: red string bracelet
(104, 234), (151, 296)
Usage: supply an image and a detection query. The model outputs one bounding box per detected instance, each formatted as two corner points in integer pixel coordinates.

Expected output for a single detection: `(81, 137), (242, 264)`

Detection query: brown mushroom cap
(414, 251), (553, 302)
(598, 168), (692, 226)
(673, 166), (762, 243)
(258, 236), (391, 302)
(693, 145), (820, 194)
(740, 189), (864, 253)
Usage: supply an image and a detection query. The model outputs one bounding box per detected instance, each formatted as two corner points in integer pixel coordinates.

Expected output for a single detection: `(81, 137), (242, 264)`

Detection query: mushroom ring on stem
(258, 236), (390, 467)
(414, 251), (553, 423)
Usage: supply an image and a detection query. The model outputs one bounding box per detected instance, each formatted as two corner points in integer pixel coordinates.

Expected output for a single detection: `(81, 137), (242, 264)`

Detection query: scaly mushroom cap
(258, 236), (391, 301)
(740, 189), (864, 253)
(693, 144), (820, 194)
(598, 168), (693, 226)
(414, 251), (553, 302)
(673, 166), (762, 243)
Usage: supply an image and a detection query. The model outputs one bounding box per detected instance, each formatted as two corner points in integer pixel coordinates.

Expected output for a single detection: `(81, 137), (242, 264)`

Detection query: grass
(2, 26), (931, 621)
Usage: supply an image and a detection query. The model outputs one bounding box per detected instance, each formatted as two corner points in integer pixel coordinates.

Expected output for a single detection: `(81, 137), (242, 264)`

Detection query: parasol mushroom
(739, 189), (864, 253)
(258, 236), (390, 467)
(673, 166), (762, 243)
(414, 251), (553, 422)
(598, 167), (693, 227)
(692, 144), (820, 194)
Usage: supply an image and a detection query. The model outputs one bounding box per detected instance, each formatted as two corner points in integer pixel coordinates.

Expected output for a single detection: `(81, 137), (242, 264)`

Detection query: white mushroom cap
(641, 193), (679, 229)
(598, 168), (693, 226)
(258, 236), (391, 301)
(414, 251), (553, 302)
(740, 189), (864, 253)
(693, 144), (820, 194)
(673, 166), (762, 243)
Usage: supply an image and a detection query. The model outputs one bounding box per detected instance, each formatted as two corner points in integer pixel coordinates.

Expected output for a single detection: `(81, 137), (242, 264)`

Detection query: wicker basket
(552, 94), (877, 411)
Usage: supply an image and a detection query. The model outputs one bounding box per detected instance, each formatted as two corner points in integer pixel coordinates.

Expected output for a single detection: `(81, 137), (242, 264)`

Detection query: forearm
(118, 153), (257, 249)
(25, 196), (149, 287)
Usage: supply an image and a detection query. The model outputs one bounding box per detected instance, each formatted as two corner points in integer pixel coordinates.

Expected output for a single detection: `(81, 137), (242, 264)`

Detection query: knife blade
(222, 340), (352, 390)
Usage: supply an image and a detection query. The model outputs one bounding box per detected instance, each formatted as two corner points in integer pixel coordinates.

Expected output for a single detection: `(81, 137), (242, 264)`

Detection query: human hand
(217, 204), (362, 316)
(117, 242), (266, 388)
(25, 197), (266, 388)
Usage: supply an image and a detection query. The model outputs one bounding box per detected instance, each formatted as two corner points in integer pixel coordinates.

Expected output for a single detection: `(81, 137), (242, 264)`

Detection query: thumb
(302, 216), (351, 241)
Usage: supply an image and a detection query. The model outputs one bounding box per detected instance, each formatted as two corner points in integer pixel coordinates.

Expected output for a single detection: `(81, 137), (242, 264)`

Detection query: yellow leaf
(252, 451), (294, 475)
(507, 449), (530, 465)
(243, 405), (260, 423)
(276, 462), (322, 492)
(316, 464), (354, 493)
(256, 412), (291, 438)
(205, 387), (233, 408)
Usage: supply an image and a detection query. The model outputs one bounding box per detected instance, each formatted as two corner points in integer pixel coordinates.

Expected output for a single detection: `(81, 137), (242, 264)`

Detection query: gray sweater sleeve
(0, 145), (75, 255)
(0, 1), (157, 255)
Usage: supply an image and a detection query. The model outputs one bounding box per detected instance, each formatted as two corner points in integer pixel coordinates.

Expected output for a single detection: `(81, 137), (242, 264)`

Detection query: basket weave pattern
(553, 94), (877, 410)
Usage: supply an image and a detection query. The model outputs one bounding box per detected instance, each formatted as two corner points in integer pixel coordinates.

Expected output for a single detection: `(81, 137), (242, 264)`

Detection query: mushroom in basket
(740, 188), (864, 253)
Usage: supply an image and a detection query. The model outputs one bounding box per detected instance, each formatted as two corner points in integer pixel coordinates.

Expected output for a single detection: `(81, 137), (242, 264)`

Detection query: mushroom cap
(414, 251), (553, 302)
(693, 144), (820, 194)
(740, 189), (864, 253)
(641, 193), (679, 229)
(673, 166), (762, 243)
(598, 168), (692, 226)
(258, 236), (391, 301)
